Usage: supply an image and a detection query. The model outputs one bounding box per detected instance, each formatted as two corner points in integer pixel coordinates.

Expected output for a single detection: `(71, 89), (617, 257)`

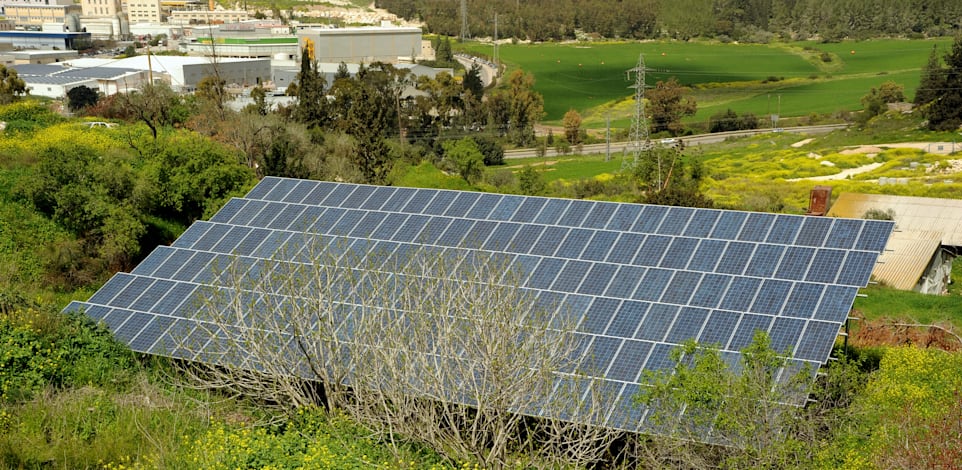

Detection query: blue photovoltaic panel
(65, 178), (893, 435)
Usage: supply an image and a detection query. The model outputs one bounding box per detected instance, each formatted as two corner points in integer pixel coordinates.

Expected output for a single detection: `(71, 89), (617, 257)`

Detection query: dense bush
(0, 307), (135, 403)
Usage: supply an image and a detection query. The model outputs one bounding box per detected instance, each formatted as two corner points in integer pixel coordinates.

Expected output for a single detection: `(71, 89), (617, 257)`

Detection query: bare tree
(175, 235), (620, 467)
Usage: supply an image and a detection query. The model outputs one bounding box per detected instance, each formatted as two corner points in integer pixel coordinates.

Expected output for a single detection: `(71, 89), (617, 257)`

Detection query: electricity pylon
(623, 53), (651, 172)
(460, 0), (469, 40)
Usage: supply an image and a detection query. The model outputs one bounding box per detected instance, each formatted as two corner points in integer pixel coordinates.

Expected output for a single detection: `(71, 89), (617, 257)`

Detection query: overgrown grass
(853, 283), (962, 329)
(391, 161), (478, 190)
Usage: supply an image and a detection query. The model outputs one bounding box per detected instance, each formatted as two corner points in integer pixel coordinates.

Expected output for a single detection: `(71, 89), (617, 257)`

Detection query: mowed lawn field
(459, 39), (952, 126)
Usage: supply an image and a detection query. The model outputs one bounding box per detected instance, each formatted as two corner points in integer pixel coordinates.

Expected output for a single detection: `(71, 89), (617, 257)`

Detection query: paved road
(455, 54), (498, 88)
(504, 124), (850, 159)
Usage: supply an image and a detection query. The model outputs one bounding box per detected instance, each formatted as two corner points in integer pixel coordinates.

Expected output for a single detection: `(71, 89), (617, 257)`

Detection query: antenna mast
(623, 53), (651, 172)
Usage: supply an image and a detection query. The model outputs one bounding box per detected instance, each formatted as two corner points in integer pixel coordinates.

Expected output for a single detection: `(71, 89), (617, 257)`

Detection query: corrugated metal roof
(827, 193), (962, 246)
(10, 64), (68, 76)
(872, 231), (942, 290)
(827, 193), (962, 291)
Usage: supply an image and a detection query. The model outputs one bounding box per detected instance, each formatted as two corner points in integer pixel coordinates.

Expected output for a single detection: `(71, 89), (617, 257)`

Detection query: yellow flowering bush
(828, 347), (962, 469)
(182, 408), (455, 470)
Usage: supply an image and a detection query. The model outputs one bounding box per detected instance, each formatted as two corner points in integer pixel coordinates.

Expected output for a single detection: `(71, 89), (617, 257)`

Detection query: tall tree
(492, 70), (543, 146)
(435, 35), (453, 63)
(293, 48), (329, 129)
(463, 62), (484, 99)
(915, 44), (943, 106)
(926, 36), (962, 131)
(562, 108), (582, 145)
(648, 77), (697, 136)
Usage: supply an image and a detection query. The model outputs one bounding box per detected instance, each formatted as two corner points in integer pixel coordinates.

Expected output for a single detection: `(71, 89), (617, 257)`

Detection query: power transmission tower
(623, 53), (651, 172)
(460, 0), (469, 40)
(494, 13), (499, 69)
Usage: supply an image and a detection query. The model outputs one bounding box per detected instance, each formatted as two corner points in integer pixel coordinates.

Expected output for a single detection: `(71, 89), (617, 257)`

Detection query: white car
(83, 122), (117, 128)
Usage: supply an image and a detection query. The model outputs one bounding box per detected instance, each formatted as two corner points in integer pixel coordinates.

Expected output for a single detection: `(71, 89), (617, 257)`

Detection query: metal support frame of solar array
(64, 177), (893, 433)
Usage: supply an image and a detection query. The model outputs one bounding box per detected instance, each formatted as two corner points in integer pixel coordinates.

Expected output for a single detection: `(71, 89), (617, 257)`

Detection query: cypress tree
(915, 45), (943, 106)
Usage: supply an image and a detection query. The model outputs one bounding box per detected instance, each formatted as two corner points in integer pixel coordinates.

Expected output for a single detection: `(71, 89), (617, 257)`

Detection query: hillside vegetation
(378, 0), (962, 43)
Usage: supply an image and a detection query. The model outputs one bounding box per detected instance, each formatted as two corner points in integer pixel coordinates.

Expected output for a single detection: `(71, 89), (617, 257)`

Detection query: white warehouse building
(66, 55), (271, 91)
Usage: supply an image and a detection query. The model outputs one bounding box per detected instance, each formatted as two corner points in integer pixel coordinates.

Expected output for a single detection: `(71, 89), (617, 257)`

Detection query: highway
(503, 124), (849, 159)
(455, 54), (498, 88)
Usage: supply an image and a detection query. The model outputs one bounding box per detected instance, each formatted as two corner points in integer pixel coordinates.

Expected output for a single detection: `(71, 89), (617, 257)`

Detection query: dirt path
(786, 162), (885, 182)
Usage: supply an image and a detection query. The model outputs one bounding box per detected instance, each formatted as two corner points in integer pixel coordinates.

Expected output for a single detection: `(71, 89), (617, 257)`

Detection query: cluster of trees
(708, 108), (760, 133)
(376, 0), (962, 42)
(10, 105), (255, 286)
(274, 53), (540, 183)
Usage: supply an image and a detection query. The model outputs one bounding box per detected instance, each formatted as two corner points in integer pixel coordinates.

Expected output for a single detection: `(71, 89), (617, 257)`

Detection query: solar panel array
(64, 177), (893, 432)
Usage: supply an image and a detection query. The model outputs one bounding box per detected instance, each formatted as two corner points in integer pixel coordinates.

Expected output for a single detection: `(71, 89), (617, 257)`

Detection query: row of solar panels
(65, 177), (893, 433)
(197, 202), (881, 287)
(233, 178), (890, 252)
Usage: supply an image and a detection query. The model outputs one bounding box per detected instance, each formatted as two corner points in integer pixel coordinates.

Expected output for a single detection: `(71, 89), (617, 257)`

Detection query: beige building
(81, 0), (122, 17)
(125, 0), (162, 23)
(3, 3), (82, 27)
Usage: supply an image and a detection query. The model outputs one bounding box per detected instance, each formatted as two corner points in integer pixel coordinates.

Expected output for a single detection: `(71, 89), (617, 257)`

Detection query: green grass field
(459, 38), (953, 125)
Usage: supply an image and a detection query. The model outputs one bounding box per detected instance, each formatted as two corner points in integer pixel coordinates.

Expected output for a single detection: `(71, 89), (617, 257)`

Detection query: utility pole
(460, 0), (469, 41)
(605, 114), (611, 162)
(623, 53), (651, 174)
(773, 94), (781, 129)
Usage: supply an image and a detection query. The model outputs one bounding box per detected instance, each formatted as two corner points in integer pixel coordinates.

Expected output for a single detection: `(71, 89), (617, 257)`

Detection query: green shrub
(0, 307), (135, 403)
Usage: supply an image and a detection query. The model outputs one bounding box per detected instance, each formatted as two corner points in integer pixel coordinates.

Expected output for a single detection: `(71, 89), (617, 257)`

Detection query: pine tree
(463, 63), (484, 99)
(915, 45), (943, 106)
(334, 61), (351, 82)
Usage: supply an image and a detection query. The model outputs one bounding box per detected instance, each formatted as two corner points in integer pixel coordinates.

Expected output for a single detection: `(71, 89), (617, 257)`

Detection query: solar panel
(64, 177), (893, 434)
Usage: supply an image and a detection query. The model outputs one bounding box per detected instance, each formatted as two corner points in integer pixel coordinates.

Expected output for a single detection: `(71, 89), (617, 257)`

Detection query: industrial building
(11, 63), (147, 98)
(11, 49), (78, 64)
(65, 55), (271, 91)
(827, 192), (962, 294)
(297, 26), (421, 63)
(0, 31), (91, 50)
(183, 21), (298, 59)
